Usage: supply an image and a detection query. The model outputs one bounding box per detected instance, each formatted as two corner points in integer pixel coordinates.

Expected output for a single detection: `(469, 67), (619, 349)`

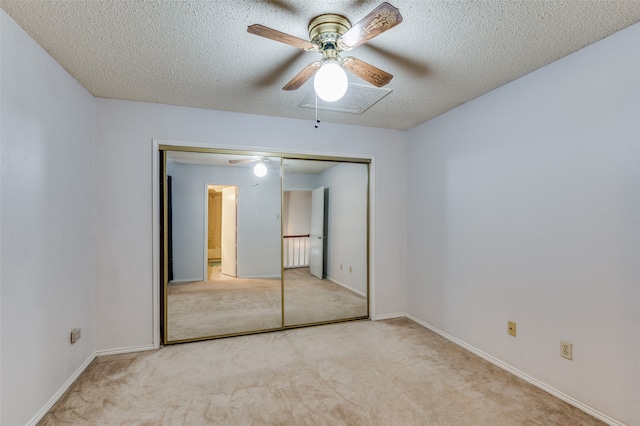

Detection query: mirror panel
(164, 151), (282, 342)
(282, 159), (369, 327)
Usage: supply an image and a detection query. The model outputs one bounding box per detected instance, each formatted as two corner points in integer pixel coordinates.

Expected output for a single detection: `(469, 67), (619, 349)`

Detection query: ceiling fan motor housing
(308, 14), (352, 50)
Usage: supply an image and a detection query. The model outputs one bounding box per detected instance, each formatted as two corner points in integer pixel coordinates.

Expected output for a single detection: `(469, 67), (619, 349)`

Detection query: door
(221, 186), (237, 277)
(167, 175), (173, 282)
(309, 186), (325, 279)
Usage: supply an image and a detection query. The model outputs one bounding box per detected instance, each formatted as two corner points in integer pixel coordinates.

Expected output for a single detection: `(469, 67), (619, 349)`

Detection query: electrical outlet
(70, 328), (81, 344)
(561, 341), (573, 360)
(507, 321), (516, 337)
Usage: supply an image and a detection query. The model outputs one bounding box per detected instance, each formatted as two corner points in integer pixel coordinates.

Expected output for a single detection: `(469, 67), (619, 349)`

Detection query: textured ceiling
(1, 0), (639, 130)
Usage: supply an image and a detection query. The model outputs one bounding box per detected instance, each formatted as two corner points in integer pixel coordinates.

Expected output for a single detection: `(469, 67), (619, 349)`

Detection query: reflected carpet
(167, 268), (366, 341)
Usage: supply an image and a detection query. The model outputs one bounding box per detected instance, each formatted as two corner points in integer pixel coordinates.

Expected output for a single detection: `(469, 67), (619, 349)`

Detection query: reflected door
(309, 186), (325, 279)
(221, 186), (237, 277)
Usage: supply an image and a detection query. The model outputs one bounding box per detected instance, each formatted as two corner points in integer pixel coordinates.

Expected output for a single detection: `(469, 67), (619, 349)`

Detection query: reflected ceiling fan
(247, 2), (403, 102)
(229, 156), (270, 177)
(228, 156), (269, 165)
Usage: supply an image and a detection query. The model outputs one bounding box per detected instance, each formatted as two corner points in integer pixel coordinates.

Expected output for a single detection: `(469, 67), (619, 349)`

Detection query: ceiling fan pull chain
(315, 93), (320, 129)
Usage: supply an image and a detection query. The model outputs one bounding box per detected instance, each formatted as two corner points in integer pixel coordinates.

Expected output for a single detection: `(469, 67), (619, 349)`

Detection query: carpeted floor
(40, 318), (603, 425)
(167, 267), (367, 341)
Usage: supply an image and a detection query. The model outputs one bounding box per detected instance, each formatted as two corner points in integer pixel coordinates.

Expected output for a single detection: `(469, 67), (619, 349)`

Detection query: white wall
(283, 173), (316, 191)
(0, 10), (95, 426)
(317, 163), (368, 295)
(406, 22), (640, 425)
(168, 161), (281, 280)
(283, 190), (311, 236)
(94, 99), (407, 351)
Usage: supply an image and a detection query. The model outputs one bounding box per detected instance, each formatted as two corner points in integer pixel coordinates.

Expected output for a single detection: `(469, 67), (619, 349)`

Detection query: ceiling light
(254, 162), (267, 177)
(314, 60), (348, 102)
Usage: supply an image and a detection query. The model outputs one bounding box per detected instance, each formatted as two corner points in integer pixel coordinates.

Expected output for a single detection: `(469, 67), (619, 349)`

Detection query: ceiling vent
(299, 83), (391, 115)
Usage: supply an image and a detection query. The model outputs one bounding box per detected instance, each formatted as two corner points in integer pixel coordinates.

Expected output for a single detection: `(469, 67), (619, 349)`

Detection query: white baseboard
(405, 313), (623, 426)
(326, 276), (367, 297)
(96, 344), (155, 357)
(27, 352), (96, 426)
(169, 278), (202, 284)
(238, 274), (281, 279)
(373, 312), (407, 321)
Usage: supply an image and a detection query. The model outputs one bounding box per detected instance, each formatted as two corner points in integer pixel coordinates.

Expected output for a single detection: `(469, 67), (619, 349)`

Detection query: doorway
(205, 185), (237, 280)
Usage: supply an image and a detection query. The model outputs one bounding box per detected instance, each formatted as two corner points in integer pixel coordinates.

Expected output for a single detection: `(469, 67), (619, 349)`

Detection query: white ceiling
(1, 0), (638, 130)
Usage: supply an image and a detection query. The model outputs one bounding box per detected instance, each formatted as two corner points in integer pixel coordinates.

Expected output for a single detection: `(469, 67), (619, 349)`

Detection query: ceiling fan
(247, 2), (403, 102)
(229, 156), (270, 177)
(228, 156), (270, 165)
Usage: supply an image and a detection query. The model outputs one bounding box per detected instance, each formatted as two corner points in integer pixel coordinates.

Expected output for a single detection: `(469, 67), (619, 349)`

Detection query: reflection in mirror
(164, 151), (282, 342)
(282, 159), (368, 327)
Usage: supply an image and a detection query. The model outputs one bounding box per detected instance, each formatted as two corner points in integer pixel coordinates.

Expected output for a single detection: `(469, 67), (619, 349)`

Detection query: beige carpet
(40, 318), (603, 425)
(167, 268), (367, 341)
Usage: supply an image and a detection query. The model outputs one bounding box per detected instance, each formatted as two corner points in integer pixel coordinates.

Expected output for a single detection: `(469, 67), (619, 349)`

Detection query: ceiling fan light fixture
(254, 162), (268, 177)
(314, 60), (348, 102)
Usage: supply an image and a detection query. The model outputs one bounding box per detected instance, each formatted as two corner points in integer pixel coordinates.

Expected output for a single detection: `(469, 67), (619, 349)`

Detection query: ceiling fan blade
(338, 2), (403, 50)
(229, 157), (270, 164)
(363, 43), (429, 77)
(247, 24), (315, 51)
(261, 0), (299, 14)
(253, 50), (306, 88)
(283, 61), (321, 91)
(342, 56), (393, 87)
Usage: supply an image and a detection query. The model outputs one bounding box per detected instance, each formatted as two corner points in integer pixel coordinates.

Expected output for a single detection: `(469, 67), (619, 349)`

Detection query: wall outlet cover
(561, 341), (573, 360)
(70, 328), (81, 344)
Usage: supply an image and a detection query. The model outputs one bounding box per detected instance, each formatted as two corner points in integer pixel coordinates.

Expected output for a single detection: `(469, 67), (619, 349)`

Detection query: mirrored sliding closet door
(162, 150), (282, 343)
(160, 148), (370, 344)
(282, 159), (369, 327)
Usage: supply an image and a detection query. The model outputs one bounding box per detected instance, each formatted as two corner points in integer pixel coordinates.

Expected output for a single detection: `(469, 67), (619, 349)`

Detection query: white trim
(26, 353), (96, 426)
(203, 182), (209, 282)
(96, 344), (155, 357)
(367, 156), (375, 321)
(238, 274), (281, 279)
(153, 139), (374, 162)
(169, 278), (203, 284)
(327, 276), (367, 298)
(373, 312), (406, 321)
(151, 139), (161, 349)
(405, 313), (625, 426)
(152, 139), (376, 344)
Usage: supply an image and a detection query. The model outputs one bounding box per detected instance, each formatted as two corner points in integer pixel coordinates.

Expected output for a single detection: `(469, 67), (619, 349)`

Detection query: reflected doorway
(205, 185), (238, 279)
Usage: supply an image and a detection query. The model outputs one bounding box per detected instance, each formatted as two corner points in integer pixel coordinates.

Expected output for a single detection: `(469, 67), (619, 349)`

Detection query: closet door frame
(153, 141), (372, 346)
